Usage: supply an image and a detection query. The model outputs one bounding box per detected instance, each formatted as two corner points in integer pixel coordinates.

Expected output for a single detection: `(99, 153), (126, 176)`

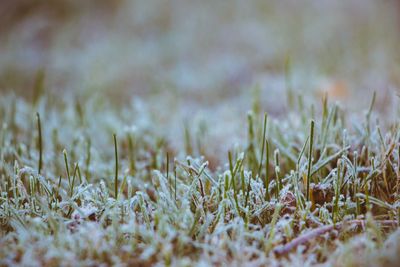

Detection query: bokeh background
(1, 0), (400, 162)
(1, 0), (399, 100)
(0, 0), (400, 171)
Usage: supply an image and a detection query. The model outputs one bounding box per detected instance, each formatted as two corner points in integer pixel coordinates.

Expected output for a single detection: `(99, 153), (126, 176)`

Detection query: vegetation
(1, 1), (399, 266)
(0, 88), (399, 266)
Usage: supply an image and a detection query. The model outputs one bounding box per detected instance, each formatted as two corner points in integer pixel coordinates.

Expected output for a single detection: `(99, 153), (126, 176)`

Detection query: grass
(36, 112), (43, 175)
(113, 133), (119, 199)
(0, 2), (399, 265)
(306, 120), (315, 202)
(0, 89), (399, 266)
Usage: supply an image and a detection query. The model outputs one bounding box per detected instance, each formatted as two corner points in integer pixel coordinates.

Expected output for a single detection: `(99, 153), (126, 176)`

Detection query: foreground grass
(0, 90), (399, 266)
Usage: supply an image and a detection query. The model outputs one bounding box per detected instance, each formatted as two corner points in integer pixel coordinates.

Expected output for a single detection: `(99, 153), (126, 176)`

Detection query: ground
(0, 1), (400, 266)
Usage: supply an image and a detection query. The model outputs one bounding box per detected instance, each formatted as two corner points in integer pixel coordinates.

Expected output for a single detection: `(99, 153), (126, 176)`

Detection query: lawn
(0, 1), (400, 266)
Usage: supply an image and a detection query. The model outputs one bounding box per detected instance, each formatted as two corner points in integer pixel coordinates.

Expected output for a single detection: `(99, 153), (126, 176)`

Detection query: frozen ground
(1, 1), (400, 266)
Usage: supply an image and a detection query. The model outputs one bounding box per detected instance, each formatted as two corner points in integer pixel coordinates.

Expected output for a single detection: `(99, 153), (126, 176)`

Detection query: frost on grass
(0, 91), (399, 266)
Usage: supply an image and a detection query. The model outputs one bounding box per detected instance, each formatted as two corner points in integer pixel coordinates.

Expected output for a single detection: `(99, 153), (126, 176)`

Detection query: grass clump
(0, 90), (399, 266)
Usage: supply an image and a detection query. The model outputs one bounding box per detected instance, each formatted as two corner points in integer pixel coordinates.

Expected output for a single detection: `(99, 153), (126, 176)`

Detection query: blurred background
(0, 0), (399, 102)
(1, 0), (400, 165)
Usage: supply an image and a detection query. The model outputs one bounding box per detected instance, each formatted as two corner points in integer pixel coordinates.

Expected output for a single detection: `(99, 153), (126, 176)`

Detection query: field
(1, 1), (400, 266)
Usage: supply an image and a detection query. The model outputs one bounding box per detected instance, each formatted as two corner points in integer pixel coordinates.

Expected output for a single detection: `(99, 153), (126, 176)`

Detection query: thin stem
(174, 159), (177, 201)
(265, 139), (270, 201)
(70, 163), (79, 197)
(56, 176), (62, 200)
(36, 112), (43, 174)
(258, 112), (268, 176)
(228, 151), (234, 176)
(63, 149), (70, 186)
(166, 152), (170, 195)
(127, 133), (136, 175)
(366, 91), (376, 137)
(306, 120), (315, 202)
(113, 134), (119, 199)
